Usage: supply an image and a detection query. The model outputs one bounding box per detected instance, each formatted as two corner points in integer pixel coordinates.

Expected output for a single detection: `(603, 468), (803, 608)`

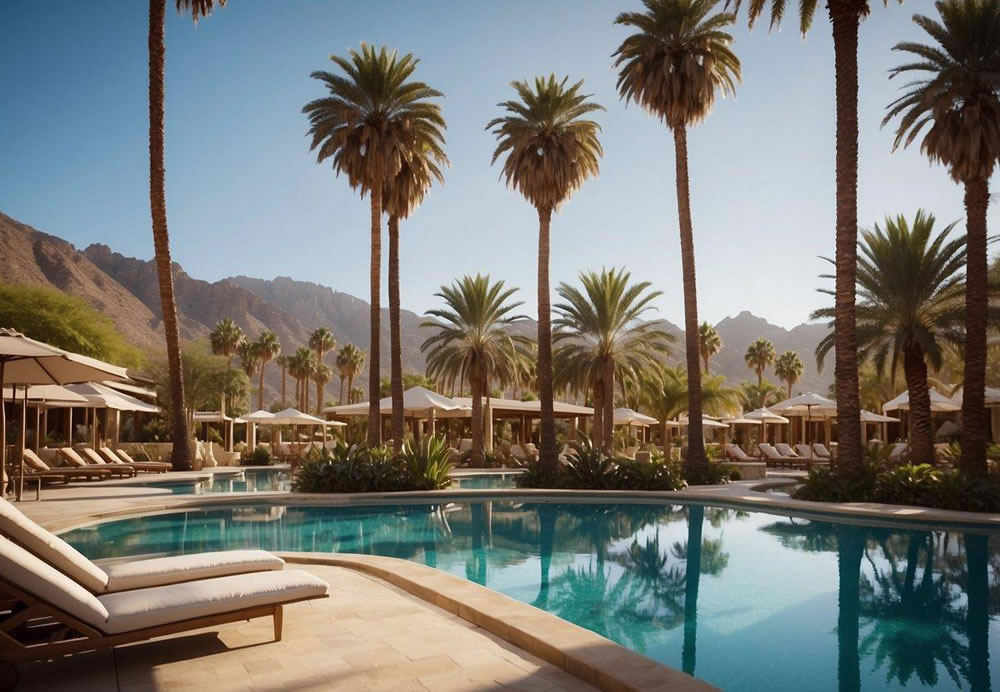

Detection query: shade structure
(451, 397), (593, 419)
(742, 408), (790, 424)
(860, 410), (899, 424)
(680, 416), (729, 429)
(242, 409), (276, 422)
(65, 383), (160, 413)
(1, 384), (90, 407)
(882, 389), (960, 413)
(268, 408), (342, 426)
(326, 386), (470, 419)
(193, 411), (232, 423)
(613, 408), (658, 426)
(771, 392), (835, 447)
(950, 386), (1000, 406)
(103, 380), (157, 400)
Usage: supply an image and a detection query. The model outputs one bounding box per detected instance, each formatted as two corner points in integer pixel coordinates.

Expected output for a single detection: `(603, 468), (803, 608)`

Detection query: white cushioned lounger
(0, 498), (284, 593)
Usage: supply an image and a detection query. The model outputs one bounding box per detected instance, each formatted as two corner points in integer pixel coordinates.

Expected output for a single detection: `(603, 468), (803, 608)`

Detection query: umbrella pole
(0, 360), (6, 498)
(17, 385), (26, 501)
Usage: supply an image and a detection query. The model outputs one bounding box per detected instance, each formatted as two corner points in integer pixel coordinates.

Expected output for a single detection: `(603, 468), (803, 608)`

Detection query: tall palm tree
(642, 363), (738, 449)
(744, 338), (776, 387)
(553, 267), (673, 455)
(486, 75), (604, 474)
(209, 318), (244, 415)
(698, 322), (722, 374)
(147, 0), (226, 469)
(728, 0), (903, 479)
(335, 344), (365, 405)
(275, 354), (288, 409)
(384, 141), (448, 451)
(738, 379), (784, 410)
(422, 275), (531, 466)
(883, 0), (1000, 475)
(813, 211), (970, 463)
(238, 340), (259, 393)
(308, 327), (337, 411)
(254, 331), (280, 411)
(614, 0), (740, 479)
(775, 350), (804, 398)
(289, 348), (316, 412)
(304, 44), (444, 447)
(312, 363), (333, 414)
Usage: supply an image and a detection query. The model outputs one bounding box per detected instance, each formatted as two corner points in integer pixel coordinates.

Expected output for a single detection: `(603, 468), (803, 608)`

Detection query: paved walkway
(17, 564), (594, 691)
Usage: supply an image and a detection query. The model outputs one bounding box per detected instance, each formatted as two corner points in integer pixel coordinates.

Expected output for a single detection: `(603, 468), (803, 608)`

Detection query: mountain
(0, 210), (834, 403)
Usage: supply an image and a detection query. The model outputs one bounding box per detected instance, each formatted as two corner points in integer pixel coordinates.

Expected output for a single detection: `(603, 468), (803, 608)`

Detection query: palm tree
(643, 363), (739, 447)
(384, 138), (448, 452)
(274, 354), (288, 409)
(422, 275), (531, 465)
(254, 331), (280, 411)
(553, 267), (673, 455)
(698, 322), (722, 374)
(304, 43), (444, 447)
(209, 318), (244, 415)
(287, 348), (315, 412)
(813, 212), (970, 463)
(775, 351), (804, 398)
(744, 338), (776, 387)
(738, 379), (785, 410)
(728, 0), (903, 480)
(309, 327), (337, 411)
(883, 0), (1000, 475)
(614, 0), (740, 479)
(349, 386), (365, 405)
(147, 0), (226, 469)
(312, 363), (333, 414)
(238, 340), (259, 392)
(335, 344), (365, 405)
(486, 75), (604, 474)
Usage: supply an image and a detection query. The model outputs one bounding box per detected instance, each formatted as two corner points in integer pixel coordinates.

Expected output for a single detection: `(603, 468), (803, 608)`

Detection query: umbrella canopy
(613, 407), (658, 426)
(193, 411), (232, 423)
(882, 389), (960, 413)
(680, 416), (729, 429)
(241, 409), (276, 422)
(771, 392), (837, 415)
(267, 408), (344, 426)
(326, 386), (470, 418)
(1, 384), (90, 406)
(950, 386), (1000, 406)
(0, 330), (128, 385)
(743, 408), (790, 424)
(65, 383), (160, 413)
(860, 410), (899, 423)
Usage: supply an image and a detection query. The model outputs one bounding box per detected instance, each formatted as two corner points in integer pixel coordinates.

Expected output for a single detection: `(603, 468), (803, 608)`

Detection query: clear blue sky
(1, 0), (989, 330)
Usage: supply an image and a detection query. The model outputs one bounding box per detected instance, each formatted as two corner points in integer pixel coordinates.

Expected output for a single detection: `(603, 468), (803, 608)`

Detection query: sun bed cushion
(98, 569), (328, 634)
(22, 448), (51, 472)
(794, 444), (814, 458)
(58, 447), (89, 468)
(116, 449), (137, 464)
(725, 444), (751, 461)
(104, 550), (285, 592)
(0, 535), (110, 629)
(98, 447), (124, 463)
(813, 443), (832, 458)
(80, 447), (108, 465)
(0, 498), (109, 592)
(775, 443), (799, 457)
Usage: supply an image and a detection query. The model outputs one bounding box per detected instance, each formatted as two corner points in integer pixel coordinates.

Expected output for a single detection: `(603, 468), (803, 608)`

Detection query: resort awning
(950, 386), (1000, 406)
(882, 389), (960, 413)
(326, 387), (470, 419)
(65, 383), (161, 413)
(860, 410), (899, 423)
(680, 416), (730, 429)
(613, 408), (658, 426)
(193, 411), (232, 423)
(267, 408), (344, 426)
(771, 392), (837, 416)
(103, 380), (157, 400)
(241, 409), (276, 422)
(1, 384), (91, 407)
(452, 397), (593, 418)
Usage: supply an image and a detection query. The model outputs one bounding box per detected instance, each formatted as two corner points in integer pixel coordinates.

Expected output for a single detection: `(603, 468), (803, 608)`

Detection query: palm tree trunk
(302, 375), (309, 412)
(280, 365), (287, 408)
(148, 0), (191, 470)
(347, 374), (355, 404)
(966, 533), (991, 692)
(902, 339), (934, 464)
(223, 356), (232, 416)
(786, 380), (793, 398)
(835, 527), (864, 692)
(315, 377), (322, 415)
(673, 125), (706, 474)
(682, 505), (703, 676)
(338, 376), (345, 405)
(258, 362), (266, 411)
(592, 380), (604, 451)
(602, 357), (614, 456)
(961, 178), (990, 476)
(757, 369), (764, 389)
(828, 2), (864, 476)
(470, 368), (484, 466)
(536, 206), (557, 473)
(388, 215), (404, 452)
(367, 178), (383, 447)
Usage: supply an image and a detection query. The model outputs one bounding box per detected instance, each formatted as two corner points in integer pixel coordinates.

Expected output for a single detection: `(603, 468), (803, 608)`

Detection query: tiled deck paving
(17, 564), (596, 692)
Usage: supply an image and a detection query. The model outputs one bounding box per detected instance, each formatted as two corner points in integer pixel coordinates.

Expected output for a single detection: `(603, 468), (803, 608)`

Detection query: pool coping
(280, 551), (713, 692)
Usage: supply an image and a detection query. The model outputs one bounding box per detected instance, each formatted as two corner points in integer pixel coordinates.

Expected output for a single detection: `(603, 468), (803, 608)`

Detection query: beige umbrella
(742, 408), (789, 447)
(772, 392), (836, 447)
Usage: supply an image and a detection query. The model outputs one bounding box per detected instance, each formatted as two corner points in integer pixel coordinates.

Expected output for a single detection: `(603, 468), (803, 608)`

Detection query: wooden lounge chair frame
(0, 574), (326, 664)
(59, 448), (135, 479)
(97, 448), (170, 474)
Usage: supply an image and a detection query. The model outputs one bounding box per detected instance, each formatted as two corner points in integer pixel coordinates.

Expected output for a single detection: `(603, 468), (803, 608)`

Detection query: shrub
(563, 435), (620, 489)
(874, 464), (937, 506)
(513, 458), (561, 488)
(683, 461), (734, 487)
(293, 442), (409, 493)
(399, 436), (455, 490)
(244, 445), (271, 466)
(616, 457), (686, 491)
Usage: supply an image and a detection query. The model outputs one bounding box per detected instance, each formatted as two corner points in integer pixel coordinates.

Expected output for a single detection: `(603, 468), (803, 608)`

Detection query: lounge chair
(759, 443), (809, 468)
(725, 444), (756, 462)
(98, 447), (171, 474)
(0, 497), (284, 593)
(812, 443), (833, 459)
(794, 443), (816, 459)
(76, 447), (138, 478)
(0, 534), (328, 668)
(888, 443), (908, 463)
(775, 443), (800, 458)
(57, 448), (134, 478)
(20, 449), (112, 483)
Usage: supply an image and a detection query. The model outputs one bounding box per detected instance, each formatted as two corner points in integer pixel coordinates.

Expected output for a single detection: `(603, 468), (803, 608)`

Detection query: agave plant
(398, 435), (456, 490)
(563, 434), (620, 490)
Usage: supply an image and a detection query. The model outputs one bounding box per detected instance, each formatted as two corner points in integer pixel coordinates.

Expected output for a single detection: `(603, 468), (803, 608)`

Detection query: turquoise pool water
(451, 472), (521, 489)
(61, 500), (1000, 691)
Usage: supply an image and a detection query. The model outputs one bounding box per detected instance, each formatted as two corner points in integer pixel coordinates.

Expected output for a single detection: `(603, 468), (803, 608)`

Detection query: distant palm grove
(141, 0), (1000, 490)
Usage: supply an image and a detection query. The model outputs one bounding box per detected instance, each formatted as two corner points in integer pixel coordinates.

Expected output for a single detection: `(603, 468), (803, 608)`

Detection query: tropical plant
(384, 120), (448, 451)
(744, 338), (776, 387)
(150, 342), (227, 438)
(398, 435), (455, 490)
(292, 442), (409, 493)
(253, 330), (280, 411)
(487, 74), (604, 473)
(562, 435), (621, 490)
(642, 364), (740, 446)
(312, 363), (332, 414)
(147, 0), (227, 469)
(237, 339), (259, 381)
(288, 347), (316, 411)
(883, 0), (1000, 475)
(422, 275), (531, 465)
(209, 318), (244, 414)
(553, 267), (673, 454)
(304, 43), (444, 446)
(308, 327), (336, 411)
(728, 0), (904, 479)
(814, 211), (970, 463)
(737, 379), (784, 410)
(774, 351), (804, 398)
(614, 0), (740, 479)
(335, 344), (365, 405)
(275, 354), (289, 408)
(698, 322), (722, 374)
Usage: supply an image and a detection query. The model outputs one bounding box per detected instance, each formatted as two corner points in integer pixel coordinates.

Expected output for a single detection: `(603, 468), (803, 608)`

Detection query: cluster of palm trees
(145, 0), (998, 480)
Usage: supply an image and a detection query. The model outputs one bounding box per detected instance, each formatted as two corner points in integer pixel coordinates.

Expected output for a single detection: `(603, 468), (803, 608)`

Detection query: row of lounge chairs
(725, 442), (833, 469)
(15, 447), (171, 487)
(0, 497), (328, 674)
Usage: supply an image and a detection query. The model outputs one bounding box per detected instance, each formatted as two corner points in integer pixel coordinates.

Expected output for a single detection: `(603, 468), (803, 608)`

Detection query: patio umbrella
(612, 408), (658, 426)
(772, 392), (836, 447)
(743, 408), (789, 446)
(882, 389), (960, 413)
(65, 382), (160, 413)
(0, 329), (129, 500)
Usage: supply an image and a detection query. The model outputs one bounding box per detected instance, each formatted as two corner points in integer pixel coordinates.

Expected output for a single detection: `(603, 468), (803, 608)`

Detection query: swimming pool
(451, 472), (522, 489)
(61, 499), (999, 691)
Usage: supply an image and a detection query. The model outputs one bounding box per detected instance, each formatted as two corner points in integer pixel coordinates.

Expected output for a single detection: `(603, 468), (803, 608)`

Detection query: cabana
(742, 408), (790, 447)
(65, 383), (160, 449)
(452, 397), (593, 451)
(252, 408), (344, 459)
(772, 392), (837, 447)
(613, 407), (659, 445)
